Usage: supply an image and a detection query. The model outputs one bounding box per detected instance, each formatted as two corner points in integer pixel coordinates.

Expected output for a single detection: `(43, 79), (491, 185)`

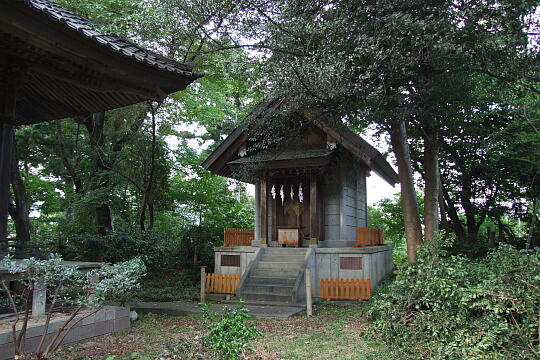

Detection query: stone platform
(0, 306), (129, 359)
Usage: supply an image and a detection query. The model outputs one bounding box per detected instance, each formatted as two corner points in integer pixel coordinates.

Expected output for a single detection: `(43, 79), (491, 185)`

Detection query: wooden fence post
(305, 268), (312, 317)
(200, 266), (206, 303)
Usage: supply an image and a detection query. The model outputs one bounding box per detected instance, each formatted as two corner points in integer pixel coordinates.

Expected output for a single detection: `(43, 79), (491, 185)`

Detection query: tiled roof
(228, 148), (332, 164)
(24, 0), (202, 79)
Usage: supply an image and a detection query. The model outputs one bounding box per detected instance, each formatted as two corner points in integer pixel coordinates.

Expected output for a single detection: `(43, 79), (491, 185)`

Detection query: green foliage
(0, 255), (145, 358)
(200, 301), (261, 360)
(60, 228), (180, 271)
(94, 257), (147, 305)
(133, 270), (199, 302)
(366, 240), (540, 359)
(0, 254), (146, 308)
(368, 194), (424, 265)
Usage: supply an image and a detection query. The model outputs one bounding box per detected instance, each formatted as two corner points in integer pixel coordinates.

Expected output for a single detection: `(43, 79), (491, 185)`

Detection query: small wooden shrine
(202, 101), (397, 304)
(202, 102), (399, 248)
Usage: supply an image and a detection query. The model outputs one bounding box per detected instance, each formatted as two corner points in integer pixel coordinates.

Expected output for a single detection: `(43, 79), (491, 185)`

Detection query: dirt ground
(52, 302), (392, 360)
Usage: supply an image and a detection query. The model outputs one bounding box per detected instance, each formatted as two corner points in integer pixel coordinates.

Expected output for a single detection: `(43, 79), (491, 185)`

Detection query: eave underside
(0, 1), (199, 124)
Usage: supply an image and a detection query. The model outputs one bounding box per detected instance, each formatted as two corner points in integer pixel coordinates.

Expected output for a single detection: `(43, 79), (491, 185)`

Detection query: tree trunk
(148, 201), (155, 230)
(389, 119), (423, 262)
(423, 127), (440, 243)
(139, 102), (159, 231)
(440, 184), (466, 242)
(438, 187), (449, 232)
(139, 191), (148, 231)
(83, 112), (113, 235)
(526, 199), (539, 250)
(8, 142), (32, 244)
(56, 120), (82, 194)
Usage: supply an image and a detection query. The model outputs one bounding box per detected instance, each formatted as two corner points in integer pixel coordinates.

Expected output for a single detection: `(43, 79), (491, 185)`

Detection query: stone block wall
(312, 245), (393, 295)
(0, 306), (130, 360)
(213, 246), (260, 275)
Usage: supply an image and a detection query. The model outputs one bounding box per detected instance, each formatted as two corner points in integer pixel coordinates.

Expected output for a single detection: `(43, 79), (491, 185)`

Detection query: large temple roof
(0, 0), (203, 124)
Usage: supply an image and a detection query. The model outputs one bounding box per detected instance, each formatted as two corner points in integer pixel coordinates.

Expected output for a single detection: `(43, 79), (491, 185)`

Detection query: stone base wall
(0, 306), (130, 360)
(313, 245), (393, 296)
(214, 246), (260, 275)
(214, 245), (393, 300)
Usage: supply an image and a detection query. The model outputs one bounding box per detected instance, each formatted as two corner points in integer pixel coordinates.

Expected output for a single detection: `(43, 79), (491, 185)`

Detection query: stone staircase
(238, 248), (308, 304)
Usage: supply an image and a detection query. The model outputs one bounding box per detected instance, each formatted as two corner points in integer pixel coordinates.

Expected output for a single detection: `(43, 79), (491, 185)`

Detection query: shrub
(200, 301), (261, 360)
(61, 228), (181, 272)
(0, 254), (146, 359)
(133, 270), (199, 302)
(366, 240), (540, 359)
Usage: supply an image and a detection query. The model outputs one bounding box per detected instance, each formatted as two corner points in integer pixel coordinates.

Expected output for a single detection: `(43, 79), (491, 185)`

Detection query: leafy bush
(200, 301), (261, 360)
(366, 239), (540, 359)
(61, 228), (181, 272)
(133, 270), (199, 302)
(0, 254), (145, 359)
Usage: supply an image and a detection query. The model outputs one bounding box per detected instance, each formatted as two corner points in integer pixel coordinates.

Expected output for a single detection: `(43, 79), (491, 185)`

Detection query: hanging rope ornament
(271, 185), (276, 199)
(280, 185), (284, 206)
(299, 184), (304, 203)
(290, 184), (294, 200)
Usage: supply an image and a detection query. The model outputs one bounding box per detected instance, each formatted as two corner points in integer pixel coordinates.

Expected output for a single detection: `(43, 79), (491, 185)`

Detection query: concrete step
(249, 276), (297, 285)
(256, 261), (303, 271)
(241, 291), (295, 303)
(260, 254), (305, 262)
(221, 298), (306, 309)
(242, 284), (295, 296)
(264, 248), (308, 254)
(251, 268), (300, 278)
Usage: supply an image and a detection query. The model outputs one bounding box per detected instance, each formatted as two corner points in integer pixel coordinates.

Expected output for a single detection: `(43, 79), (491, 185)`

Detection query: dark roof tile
(23, 0), (203, 79)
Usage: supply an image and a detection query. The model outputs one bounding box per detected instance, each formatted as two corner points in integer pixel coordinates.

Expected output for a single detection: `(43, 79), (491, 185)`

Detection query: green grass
(267, 332), (391, 360)
(54, 303), (394, 360)
(258, 303), (393, 360)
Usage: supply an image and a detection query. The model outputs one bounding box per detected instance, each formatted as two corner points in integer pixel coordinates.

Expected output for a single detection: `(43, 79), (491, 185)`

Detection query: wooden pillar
(271, 181), (277, 243)
(305, 268), (313, 316)
(260, 177), (268, 245)
(254, 182), (260, 244)
(310, 175), (318, 245)
(200, 266), (206, 303)
(0, 124), (13, 243)
(0, 63), (24, 245)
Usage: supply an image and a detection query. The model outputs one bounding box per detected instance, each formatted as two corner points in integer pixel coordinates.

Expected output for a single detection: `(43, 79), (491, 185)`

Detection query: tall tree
(194, 0), (540, 260)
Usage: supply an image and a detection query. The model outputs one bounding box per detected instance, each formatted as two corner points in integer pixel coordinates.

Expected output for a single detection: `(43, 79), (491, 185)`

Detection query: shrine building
(202, 100), (398, 304)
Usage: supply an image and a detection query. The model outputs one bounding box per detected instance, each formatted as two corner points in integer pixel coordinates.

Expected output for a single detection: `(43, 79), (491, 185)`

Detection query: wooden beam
(310, 175), (318, 243)
(260, 177), (268, 245)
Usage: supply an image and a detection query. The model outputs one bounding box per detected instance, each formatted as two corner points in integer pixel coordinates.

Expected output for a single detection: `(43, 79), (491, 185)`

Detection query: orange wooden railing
(353, 227), (383, 247)
(320, 278), (371, 300)
(205, 273), (241, 294)
(224, 228), (254, 247)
